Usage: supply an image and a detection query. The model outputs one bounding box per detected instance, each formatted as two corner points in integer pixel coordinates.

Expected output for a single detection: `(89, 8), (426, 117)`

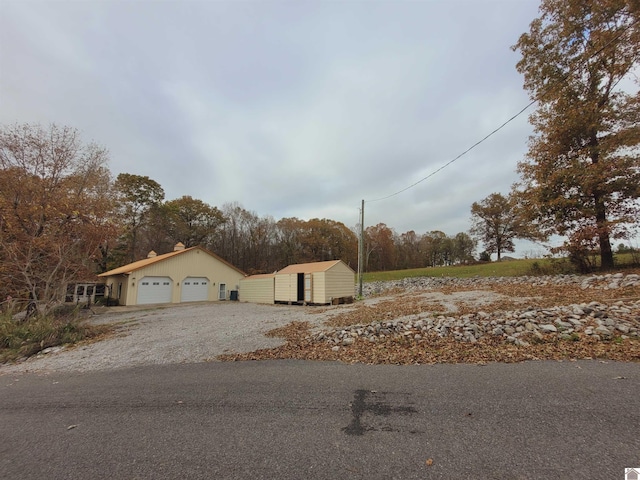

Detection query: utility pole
(358, 199), (364, 298)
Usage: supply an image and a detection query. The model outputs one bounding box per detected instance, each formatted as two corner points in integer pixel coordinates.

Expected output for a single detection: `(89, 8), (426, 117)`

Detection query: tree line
(0, 124), (479, 309)
(2, 0), (638, 312)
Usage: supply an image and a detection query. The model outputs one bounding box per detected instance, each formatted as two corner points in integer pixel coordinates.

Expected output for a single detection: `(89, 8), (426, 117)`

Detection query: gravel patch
(3, 271), (638, 373)
(0, 302), (341, 375)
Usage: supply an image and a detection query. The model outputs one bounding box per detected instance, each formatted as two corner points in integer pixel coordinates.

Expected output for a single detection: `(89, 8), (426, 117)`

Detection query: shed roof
(277, 260), (353, 274)
(242, 273), (276, 280)
(98, 246), (246, 277)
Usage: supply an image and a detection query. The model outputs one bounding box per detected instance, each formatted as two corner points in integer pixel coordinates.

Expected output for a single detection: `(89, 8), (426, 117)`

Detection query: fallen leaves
(217, 280), (640, 365)
(219, 331), (640, 364)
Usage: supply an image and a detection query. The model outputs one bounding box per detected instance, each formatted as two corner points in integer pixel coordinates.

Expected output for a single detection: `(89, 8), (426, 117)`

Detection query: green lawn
(361, 253), (639, 282)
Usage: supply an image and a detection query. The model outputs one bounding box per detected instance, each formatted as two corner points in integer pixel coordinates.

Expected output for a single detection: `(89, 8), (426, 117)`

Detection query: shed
(98, 244), (246, 306)
(239, 274), (276, 304)
(274, 260), (355, 305)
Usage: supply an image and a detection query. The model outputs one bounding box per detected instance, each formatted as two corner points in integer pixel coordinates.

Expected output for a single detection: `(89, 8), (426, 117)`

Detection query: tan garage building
(98, 243), (246, 306)
(274, 260), (355, 305)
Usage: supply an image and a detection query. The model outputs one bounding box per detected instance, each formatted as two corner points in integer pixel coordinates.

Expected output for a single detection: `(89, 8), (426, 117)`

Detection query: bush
(528, 257), (576, 276)
(0, 309), (111, 363)
(479, 251), (491, 262)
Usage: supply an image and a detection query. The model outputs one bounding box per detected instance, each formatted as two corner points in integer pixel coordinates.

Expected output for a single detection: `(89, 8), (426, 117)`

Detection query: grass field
(362, 253), (639, 282)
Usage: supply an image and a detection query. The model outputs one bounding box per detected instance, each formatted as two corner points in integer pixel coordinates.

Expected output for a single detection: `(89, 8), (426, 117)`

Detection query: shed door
(304, 274), (312, 302)
(137, 277), (172, 305)
(181, 277), (209, 302)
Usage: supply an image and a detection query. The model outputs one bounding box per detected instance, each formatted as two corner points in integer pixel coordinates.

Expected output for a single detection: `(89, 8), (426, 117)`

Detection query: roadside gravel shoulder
(0, 302), (344, 375)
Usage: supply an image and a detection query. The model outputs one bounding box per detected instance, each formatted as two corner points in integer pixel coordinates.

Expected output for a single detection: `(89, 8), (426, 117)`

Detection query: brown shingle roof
(277, 260), (349, 274)
(98, 246), (246, 277)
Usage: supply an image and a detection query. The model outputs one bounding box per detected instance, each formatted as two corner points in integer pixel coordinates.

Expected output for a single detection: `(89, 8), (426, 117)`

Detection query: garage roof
(98, 246), (246, 277)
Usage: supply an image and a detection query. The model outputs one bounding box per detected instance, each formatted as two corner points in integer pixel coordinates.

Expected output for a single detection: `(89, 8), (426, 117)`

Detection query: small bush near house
(0, 308), (112, 364)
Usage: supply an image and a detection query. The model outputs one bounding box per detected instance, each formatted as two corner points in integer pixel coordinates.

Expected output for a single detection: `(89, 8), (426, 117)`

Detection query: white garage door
(181, 277), (209, 302)
(137, 277), (173, 305)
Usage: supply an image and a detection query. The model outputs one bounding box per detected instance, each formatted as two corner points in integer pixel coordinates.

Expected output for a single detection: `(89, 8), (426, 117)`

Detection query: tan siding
(275, 273), (296, 302)
(107, 249), (244, 305)
(240, 276), (275, 304)
(311, 272), (325, 303)
(273, 260), (355, 304)
(102, 274), (129, 305)
(324, 263), (356, 301)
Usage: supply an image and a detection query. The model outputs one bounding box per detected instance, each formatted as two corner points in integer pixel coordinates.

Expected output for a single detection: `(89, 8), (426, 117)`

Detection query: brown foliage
(0, 123), (116, 311)
(513, 0), (640, 270)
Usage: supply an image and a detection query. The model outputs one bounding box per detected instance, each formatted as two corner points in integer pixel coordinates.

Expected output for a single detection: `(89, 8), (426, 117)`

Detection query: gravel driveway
(0, 290), (510, 375)
(0, 302), (342, 375)
(4, 271), (637, 374)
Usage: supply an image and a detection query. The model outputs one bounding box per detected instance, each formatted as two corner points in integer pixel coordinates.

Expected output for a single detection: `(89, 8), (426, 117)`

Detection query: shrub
(0, 309), (111, 363)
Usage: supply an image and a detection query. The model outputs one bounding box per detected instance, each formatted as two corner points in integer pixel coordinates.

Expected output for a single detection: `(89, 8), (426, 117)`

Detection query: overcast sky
(1, 0), (553, 257)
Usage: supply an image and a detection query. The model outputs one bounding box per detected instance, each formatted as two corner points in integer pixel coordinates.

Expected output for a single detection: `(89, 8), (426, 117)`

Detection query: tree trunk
(595, 195), (614, 269)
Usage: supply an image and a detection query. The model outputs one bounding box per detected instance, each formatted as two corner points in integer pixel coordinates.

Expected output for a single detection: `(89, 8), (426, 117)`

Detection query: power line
(367, 99), (536, 203)
(366, 15), (639, 204)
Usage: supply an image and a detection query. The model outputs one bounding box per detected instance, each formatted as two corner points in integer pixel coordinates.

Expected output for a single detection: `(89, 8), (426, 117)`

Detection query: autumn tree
(513, 0), (640, 269)
(470, 193), (533, 261)
(395, 230), (422, 269)
(113, 173), (165, 262)
(274, 217), (305, 266)
(300, 218), (357, 267)
(209, 203), (276, 273)
(0, 123), (115, 312)
(452, 232), (476, 264)
(162, 196), (225, 249)
(364, 223), (396, 271)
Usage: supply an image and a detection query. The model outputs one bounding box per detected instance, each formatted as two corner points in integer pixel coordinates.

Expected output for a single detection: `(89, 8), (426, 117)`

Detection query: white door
(218, 283), (226, 300)
(181, 277), (209, 302)
(137, 277), (172, 305)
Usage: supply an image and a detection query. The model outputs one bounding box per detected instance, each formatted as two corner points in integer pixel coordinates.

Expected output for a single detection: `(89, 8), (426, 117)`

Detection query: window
(184, 282), (190, 285)
(194, 282), (199, 285)
(153, 282), (159, 285)
(142, 282), (149, 286)
(163, 282), (170, 286)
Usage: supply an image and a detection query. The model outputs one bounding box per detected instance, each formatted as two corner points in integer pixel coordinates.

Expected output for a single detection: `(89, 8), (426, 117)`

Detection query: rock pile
(361, 272), (640, 297)
(311, 300), (639, 349)
(323, 273), (640, 348)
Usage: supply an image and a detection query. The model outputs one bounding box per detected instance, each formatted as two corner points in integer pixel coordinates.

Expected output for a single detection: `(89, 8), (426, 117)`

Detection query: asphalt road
(1, 360), (638, 479)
